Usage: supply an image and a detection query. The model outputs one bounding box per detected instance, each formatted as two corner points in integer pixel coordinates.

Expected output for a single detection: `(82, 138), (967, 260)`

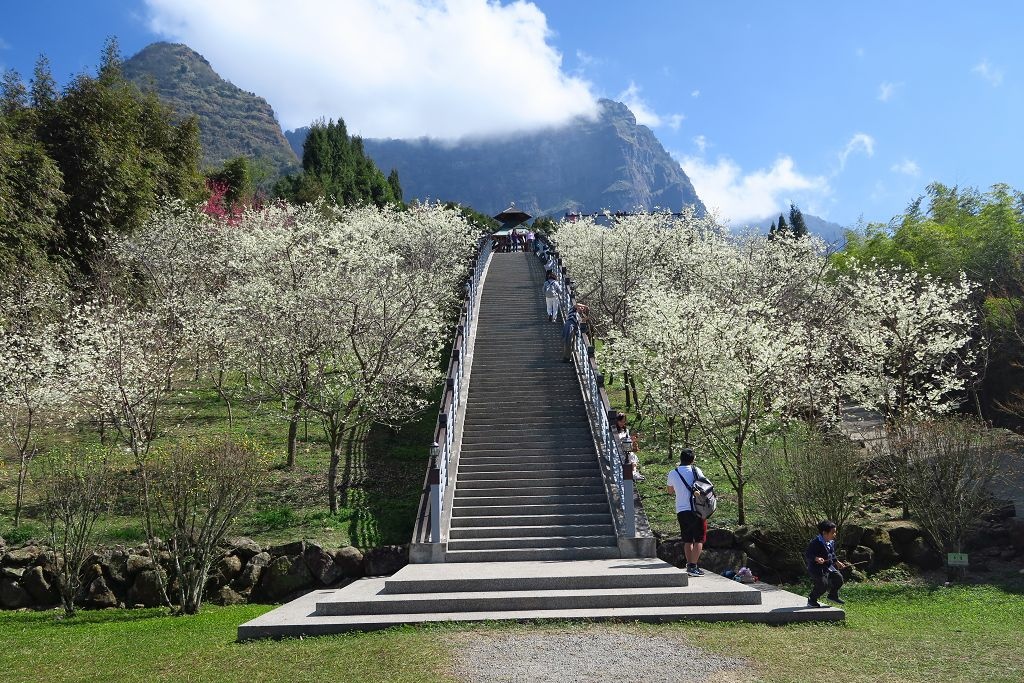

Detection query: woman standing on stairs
(614, 412), (645, 482)
(543, 272), (563, 322)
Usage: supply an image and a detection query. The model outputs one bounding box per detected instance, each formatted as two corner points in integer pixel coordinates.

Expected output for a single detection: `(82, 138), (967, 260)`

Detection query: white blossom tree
(0, 271), (71, 527)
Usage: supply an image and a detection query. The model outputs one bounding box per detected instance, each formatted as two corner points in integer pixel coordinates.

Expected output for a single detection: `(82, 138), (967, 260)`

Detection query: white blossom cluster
(1, 200), (480, 506)
(553, 212), (978, 518)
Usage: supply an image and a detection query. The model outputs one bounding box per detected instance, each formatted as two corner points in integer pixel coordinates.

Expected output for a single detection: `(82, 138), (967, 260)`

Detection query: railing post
(429, 444), (441, 543)
(622, 460), (636, 537)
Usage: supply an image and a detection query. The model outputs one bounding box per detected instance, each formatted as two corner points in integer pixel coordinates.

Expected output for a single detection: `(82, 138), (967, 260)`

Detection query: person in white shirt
(613, 413), (644, 482)
(666, 447), (707, 576)
(542, 271), (563, 322)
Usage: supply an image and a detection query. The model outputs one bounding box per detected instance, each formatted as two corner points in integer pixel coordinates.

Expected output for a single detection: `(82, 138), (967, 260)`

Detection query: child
(805, 520), (848, 607)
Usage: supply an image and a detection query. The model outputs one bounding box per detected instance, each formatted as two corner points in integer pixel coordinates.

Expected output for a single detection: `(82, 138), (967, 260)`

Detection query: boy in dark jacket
(805, 520), (848, 607)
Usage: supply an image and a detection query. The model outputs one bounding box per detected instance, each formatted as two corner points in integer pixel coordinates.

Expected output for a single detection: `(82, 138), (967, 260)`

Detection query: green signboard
(947, 552), (969, 567)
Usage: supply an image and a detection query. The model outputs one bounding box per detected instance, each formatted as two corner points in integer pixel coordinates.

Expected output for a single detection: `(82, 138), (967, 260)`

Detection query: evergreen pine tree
(387, 168), (403, 204)
(789, 203), (808, 237)
(777, 214), (789, 234)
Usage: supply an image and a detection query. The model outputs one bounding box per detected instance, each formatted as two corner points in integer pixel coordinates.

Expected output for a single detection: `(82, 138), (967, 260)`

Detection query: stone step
(446, 535), (618, 552)
(447, 524), (616, 540)
(450, 513), (613, 528)
(457, 472), (603, 486)
(444, 546), (623, 562)
(459, 438), (593, 450)
(458, 448), (594, 459)
(451, 502), (610, 517)
(457, 460), (597, 472)
(455, 483), (604, 497)
(452, 494), (607, 508)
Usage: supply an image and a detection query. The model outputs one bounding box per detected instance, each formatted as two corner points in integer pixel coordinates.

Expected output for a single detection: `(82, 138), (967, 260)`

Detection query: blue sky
(2, 1), (1021, 228)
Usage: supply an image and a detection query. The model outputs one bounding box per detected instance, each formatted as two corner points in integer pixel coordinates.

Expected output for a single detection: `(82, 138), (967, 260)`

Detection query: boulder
(904, 537), (943, 570)
(126, 555), (154, 576)
(104, 550), (130, 586)
(333, 547), (364, 578)
(732, 525), (753, 544)
(268, 540), (305, 557)
(839, 523), (865, 550)
(1, 566), (25, 581)
(128, 569), (167, 608)
(259, 555), (314, 601)
(705, 528), (736, 549)
(234, 552), (271, 592)
(216, 554), (244, 583)
(849, 545), (874, 570)
(216, 586), (246, 606)
(1008, 519), (1024, 551)
(884, 521), (923, 554)
(226, 537), (262, 562)
(363, 545), (408, 576)
(862, 527), (899, 566)
(698, 548), (746, 573)
(2, 546), (41, 567)
(20, 565), (58, 605)
(0, 578), (32, 609)
(657, 539), (685, 568)
(87, 576), (118, 608)
(303, 544), (343, 586)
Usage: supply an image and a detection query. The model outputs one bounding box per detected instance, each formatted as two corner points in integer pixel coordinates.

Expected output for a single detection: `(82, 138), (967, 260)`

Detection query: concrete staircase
(448, 252), (619, 562)
(237, 558), (842, 639)
(238, 251), (844, 639)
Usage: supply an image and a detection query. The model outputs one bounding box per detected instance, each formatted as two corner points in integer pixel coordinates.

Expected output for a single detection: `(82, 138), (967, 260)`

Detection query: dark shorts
(677, 510), (707, 543)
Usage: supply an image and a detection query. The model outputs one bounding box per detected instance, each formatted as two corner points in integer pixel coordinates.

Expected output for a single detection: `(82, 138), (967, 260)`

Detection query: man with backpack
(667, 447), (716, 577)
(542, 272), (563, 322)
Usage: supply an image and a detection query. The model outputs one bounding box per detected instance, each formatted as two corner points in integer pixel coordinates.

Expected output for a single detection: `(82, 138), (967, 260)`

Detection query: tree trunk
(666, 416), (676, 463)
(736, 481), (746, 525)
(327, 426), (342, 515)
(628, 374), (641, 414)
(623, 370), (632, 410)
(14, 450), (29, 527)
(286, 398), (302, 468)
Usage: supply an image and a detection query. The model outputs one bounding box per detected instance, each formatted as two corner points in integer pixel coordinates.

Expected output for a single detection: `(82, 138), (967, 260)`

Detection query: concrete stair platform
(237, 559), (843, 640)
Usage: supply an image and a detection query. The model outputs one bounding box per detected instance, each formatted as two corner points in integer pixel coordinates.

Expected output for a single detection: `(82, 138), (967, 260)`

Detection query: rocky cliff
(289, 99), (705, 217)
(124, 42), (299, 173)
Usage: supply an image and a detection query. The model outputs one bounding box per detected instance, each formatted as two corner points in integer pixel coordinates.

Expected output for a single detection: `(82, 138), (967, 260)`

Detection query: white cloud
(972, 59), (1004, 86)
(144, 0), (598, 139)
(838, 132), (875, 170)
(575, 49), (601, 70)
(877, 81), (901, 102)
(678, 154), (830, 225)
(891, 159), (921, 176)
(616, 80), (683, 130)
(690, 89), (700, 98)
(693, 134), (708, 153)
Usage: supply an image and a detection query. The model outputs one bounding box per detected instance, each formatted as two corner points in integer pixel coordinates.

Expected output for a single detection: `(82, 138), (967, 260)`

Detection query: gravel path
(451, 625), (750, 683)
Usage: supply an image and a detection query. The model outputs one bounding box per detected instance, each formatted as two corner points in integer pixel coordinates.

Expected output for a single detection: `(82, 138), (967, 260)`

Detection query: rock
(732, 525), (753, 544)
(705, 528), (736, 549)
(849, 545), (874, 570)
(268, 540), (305, 557)
(234, 552), (271, 592)
(126, 555), (154, 576)
(87, 576), (118, 608)
(698, 548), (746, 573)
(2, 546), (41, 567)
(656, 539), (685, 568)
(903, 537), (943, 570)
(839, 523), (865, 550)
(0, 536), (6, 551)
(216, 554), (244, 583)
(986, 502), (1017, 521)
(105, 550), (130, 586)
(363, 545), (408, 576)
(848, 568), (867, 582)
(862, 527), (899, 566)
(303, 544), (343, 586)
(0, 578), (32, 608)
(1, 566), (25, 581)
(259, 555), (314, 601)
(20, 565), (58, 605)
(216, 586), (246, 606)
(226, 537), (262, 562)
(884, 521), (923, 552)
(333, 547), (364, 578)
(128, 569), (167, 608)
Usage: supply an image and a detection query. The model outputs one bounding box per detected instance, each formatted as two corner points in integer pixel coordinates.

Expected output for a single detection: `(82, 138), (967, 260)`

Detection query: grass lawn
(1, 581), (1021, 683)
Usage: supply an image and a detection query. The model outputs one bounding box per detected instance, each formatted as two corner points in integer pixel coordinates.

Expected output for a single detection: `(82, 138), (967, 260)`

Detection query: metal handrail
(544, 239), (649, 541)
(415, 235), (493, 545)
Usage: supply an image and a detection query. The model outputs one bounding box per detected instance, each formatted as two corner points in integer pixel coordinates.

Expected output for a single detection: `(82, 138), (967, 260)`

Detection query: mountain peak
(123, 42), (298, 172)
